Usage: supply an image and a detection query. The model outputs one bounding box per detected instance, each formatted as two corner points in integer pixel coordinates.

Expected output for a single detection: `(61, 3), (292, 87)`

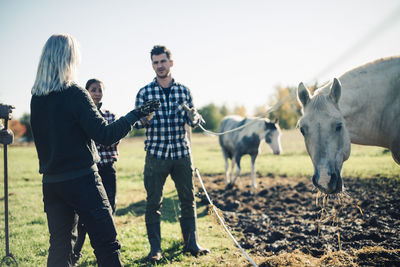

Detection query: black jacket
(31, 84), (139, 183)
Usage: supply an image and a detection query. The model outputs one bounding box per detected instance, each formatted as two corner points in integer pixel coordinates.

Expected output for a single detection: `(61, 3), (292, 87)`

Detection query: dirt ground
(195, 174), (400, 266)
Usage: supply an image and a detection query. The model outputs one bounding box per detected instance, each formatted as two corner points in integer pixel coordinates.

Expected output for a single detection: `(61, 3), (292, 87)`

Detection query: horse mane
(241, 117), (273, 134)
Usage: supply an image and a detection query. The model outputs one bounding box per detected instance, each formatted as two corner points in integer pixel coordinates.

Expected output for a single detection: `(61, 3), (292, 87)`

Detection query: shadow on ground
(130, 240), (184, 267)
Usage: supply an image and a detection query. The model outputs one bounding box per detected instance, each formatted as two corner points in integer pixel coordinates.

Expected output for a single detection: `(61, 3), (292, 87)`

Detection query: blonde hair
(31, 34), (81, 96)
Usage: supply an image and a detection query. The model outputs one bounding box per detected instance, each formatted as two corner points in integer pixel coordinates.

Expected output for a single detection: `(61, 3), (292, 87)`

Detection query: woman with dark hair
(72, 78), (125, 264)
(30, 34), (159, 267)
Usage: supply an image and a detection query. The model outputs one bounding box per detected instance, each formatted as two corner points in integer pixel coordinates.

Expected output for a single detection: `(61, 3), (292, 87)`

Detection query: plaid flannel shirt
(135, 78), (198, 159)
(96, 104), (119, 165)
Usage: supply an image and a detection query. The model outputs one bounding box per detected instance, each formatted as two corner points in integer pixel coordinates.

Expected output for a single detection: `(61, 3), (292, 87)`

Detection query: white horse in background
(297, 56), (400, 194)
(218, 115), (282, 188)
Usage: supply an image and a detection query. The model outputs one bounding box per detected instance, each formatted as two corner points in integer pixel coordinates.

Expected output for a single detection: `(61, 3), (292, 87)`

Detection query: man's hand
(135, 99), (161, 117)
(145, 112), (155, 121)
(183, 104), (205, 124)
(0, 129), (14, 145)
(0, 104), (15, 120)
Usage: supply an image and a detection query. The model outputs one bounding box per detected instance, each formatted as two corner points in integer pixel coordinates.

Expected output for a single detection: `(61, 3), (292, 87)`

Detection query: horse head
(264, 118), (282, 155)
(296, 78), (351, 194)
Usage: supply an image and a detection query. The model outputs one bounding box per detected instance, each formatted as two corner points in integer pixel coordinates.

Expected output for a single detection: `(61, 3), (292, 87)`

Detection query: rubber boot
(146, 222), (162, 262)
(180, 217), (210, 256)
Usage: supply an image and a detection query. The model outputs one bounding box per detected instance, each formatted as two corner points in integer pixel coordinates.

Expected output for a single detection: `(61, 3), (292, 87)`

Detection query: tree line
(190, 83), (317, 132)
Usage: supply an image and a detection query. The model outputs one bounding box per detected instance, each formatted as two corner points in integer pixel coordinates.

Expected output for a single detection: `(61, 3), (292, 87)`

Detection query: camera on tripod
(0, 103), (15, 145)
(0, 103), (14, 120)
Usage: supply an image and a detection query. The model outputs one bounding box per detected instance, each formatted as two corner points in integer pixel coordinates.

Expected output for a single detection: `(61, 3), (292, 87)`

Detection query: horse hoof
(226, 183), (234, 190)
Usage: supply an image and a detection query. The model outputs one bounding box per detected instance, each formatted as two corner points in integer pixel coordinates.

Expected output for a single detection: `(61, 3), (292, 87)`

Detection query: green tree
(219, 105), (230, 117)
(267, 85), (298, 129)
(267, 83), (319, 129)
(194, 103), (224, 133)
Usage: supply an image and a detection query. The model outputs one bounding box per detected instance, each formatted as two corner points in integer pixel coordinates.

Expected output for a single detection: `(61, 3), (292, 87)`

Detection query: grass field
(0, 129), (398, 266)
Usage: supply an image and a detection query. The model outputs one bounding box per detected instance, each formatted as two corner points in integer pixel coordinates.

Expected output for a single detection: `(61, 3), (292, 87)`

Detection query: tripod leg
(3, 119), (10, 256)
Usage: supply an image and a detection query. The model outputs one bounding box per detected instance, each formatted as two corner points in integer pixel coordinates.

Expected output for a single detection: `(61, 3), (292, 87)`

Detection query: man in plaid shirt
(135, 45), (209, 262)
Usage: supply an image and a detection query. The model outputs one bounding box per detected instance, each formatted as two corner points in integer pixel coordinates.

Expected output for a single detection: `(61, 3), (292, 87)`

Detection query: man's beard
(156, 72), (169, 79)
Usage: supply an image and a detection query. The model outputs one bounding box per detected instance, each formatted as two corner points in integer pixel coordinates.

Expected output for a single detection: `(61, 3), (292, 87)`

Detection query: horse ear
(297, 82), (311, 108)
(329, 78), (341, 104)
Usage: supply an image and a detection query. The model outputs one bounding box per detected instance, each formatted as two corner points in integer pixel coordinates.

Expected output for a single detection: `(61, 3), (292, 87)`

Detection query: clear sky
(1, 0), (400, 119)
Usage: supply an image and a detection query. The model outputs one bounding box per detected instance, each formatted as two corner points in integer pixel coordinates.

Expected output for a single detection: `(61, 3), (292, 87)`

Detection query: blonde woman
(30, 34), (159, 267)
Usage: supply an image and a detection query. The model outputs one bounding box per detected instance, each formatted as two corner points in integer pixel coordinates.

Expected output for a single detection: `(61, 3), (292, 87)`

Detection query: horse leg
(229, 159), (236, 183)
(250, 154), (257, 188)
(231, 154), (241, 185)
(222, 152), (230, 184)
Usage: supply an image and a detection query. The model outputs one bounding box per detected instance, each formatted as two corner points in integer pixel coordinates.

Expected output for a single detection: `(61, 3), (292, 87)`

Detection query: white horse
(297, 56), (400, 194)
(219, 115), (282, 188)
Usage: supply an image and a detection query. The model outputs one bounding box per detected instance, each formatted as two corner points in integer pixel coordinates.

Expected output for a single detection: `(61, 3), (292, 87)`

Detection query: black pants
(43, 171), (122, 267)
(99, 163), (117, 213)
(74, 164), (117, 256)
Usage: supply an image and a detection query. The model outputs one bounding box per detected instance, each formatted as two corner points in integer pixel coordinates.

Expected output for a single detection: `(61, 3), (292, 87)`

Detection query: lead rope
(194, 168), (258, 267)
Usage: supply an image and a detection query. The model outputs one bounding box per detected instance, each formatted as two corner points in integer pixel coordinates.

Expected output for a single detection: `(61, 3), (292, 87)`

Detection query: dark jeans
(144, 153), (196, 224)
(99, 164), (117, 213)
(74, 164), (117, 256)
(43, 171), (123, 267)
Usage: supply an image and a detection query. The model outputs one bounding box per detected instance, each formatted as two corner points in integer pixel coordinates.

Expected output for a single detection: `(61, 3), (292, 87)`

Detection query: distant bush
(267, 83), (319, 129)
(129, 128), (145, 137)
(19, 113), (33, 141)
(194, 104), (227, 133)
(8, 119), (26, 138)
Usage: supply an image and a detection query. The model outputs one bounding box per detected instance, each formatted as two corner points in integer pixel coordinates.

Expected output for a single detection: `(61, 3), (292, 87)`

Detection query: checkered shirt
(96, 106), (119, 165)
(135, 78), (197, 160)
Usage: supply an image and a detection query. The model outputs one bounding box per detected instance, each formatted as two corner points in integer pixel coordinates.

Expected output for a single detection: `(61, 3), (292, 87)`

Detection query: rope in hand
(194, 168), (259, 267)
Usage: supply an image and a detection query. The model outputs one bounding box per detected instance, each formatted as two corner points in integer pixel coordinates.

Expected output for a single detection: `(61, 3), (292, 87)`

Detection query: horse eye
(336, 123), (342, 132)
(300, 127), (305, 136)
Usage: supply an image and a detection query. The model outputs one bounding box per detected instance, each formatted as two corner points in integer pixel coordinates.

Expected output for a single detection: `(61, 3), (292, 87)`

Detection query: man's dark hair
(150, 45), (172, 60)
(85, 78), (103, 90)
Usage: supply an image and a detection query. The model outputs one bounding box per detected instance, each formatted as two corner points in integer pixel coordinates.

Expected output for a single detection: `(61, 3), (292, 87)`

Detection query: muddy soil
(195, 174), (400, 266)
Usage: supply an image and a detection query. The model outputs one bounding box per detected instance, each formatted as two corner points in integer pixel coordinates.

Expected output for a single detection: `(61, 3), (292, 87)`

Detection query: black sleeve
(72, 87), (139, 146)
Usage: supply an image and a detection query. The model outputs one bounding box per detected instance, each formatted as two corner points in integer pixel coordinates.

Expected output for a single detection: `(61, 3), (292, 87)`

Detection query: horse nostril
(327, 173), (338, 193)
